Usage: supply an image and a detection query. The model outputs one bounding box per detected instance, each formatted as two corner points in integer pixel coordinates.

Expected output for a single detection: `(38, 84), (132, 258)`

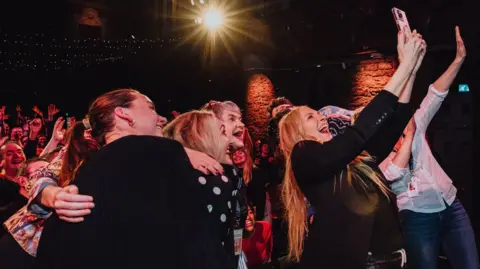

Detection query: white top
(379, 85), (457, 213)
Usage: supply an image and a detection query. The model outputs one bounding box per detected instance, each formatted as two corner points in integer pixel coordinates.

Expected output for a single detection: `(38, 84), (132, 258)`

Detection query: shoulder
(105, 135), (186, 157)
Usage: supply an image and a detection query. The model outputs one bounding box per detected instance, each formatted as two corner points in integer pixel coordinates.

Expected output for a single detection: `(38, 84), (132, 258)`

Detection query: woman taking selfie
(278, 31), (426, 269)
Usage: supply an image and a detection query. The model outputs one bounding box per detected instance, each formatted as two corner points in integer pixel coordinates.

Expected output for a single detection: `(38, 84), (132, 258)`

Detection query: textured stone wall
(350, 58), (397, 109)
(245, 73), (275, 142)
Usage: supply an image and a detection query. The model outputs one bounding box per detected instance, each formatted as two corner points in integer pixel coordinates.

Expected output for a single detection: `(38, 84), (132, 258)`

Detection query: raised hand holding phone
(392, 7), (411, 36)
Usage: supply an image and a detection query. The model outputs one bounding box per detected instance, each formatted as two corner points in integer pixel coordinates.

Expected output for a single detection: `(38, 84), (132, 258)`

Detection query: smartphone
(392, 7), (411, 35)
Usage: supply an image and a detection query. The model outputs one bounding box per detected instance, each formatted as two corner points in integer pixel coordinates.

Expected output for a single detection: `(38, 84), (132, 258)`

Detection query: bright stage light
(203, 8), (224, 30)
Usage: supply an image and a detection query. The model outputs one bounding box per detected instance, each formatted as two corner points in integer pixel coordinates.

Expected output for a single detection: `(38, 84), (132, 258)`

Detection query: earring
(129, 120), (135, 127)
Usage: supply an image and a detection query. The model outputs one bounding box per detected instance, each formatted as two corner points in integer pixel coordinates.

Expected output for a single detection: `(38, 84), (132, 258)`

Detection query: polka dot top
(195, 164), (245, 259)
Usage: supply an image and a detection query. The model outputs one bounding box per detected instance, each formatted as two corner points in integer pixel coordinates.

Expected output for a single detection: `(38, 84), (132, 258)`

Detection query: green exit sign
(459, 84), (470, 92)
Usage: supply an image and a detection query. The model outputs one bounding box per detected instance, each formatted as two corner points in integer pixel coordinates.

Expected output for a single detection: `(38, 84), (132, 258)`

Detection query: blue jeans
(400, 199), (478, 269)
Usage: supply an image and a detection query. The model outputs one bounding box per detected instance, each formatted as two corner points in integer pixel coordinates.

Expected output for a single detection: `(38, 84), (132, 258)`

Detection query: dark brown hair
(267, 97), (292, 116)
(59, 89), (139, 187)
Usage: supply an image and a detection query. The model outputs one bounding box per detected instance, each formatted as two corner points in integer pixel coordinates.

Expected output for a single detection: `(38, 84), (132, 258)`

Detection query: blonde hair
(241, 129), (255, 185)
(201, 100), (241, 120)
(163, 110), (227, 162)
(278, 106), (390, 262)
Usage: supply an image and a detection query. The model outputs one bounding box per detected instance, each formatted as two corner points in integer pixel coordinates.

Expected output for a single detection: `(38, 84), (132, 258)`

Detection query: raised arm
(40, 117), (65, 157)
(416, 27), (466, 132)
(363, 31), (426, 162)
(380, 119), (415, 182)
(291, 32), (425, 183)
(433, 26), (466, 93)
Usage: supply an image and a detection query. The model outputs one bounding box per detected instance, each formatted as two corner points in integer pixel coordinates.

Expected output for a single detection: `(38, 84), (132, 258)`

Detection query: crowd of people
(0, 27), (477, 269)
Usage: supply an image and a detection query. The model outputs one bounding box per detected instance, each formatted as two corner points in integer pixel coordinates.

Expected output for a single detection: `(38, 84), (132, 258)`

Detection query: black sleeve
(24, 138), (38, 158)
(291, 90), (398, 184)
(0, 178), (20, 206)
(364, 103), (415, 164)
(247, 169), (267, 220)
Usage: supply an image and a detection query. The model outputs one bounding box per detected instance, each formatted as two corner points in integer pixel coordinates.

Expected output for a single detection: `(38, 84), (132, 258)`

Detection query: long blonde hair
(278, 106), (390, 262)
(163, 110), (227, 162)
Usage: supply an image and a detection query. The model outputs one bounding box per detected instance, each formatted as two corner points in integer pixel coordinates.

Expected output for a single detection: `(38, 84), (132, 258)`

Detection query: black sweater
(291, 91), (413, 269)
(35, 136), (232, 269)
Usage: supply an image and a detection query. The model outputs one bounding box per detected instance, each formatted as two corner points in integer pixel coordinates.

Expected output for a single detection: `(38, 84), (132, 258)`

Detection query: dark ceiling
(0, 0), (478, 116)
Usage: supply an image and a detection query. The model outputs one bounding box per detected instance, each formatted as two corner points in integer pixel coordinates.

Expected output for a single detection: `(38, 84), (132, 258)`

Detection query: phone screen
(392, 7), (411, 35)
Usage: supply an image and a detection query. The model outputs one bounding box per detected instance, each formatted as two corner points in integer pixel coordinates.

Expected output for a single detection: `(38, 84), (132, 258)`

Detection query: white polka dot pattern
(207, 204), (213, 212)
(213, 187), (221, 195)
(198, 176), (206, 185)
(220, 214), (227, 222)
(221, 175), (229, 183)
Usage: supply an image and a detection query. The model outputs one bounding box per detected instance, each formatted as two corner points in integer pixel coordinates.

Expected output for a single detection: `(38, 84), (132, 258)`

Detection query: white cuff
(383, 161), (409, 182)
(429, 84), (449, 98)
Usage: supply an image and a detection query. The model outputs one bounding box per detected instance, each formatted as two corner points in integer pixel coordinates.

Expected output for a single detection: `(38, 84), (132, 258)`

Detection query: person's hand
(397, 31), (406, 63)
(52, 117), (66, 142)
(454, 26), (466, 64)
(400, 30), (424, 71)
(52, 185), (95, 223)
(184, 147), (224, 175)
(68, 116), (76, 127)
(32, 106), (44, 118)
(47, 104), (60, 121)
(29, 118), (42, 135)
(412, 39), (427, 74)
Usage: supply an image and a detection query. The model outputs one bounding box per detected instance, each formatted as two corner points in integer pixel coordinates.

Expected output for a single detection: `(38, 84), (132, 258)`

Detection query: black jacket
(291, 91), (413, 269)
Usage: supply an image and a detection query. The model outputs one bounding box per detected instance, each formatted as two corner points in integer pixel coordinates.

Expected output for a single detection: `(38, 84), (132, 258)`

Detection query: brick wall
(245, 73), (275, 142)
(350, 57), (397, 109)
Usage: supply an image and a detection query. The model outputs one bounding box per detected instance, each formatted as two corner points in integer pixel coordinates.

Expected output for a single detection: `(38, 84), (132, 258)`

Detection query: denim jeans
(400, 199), (479, 269)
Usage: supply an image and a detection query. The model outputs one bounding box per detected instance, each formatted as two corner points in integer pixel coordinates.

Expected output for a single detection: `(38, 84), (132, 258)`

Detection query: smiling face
(1, 143), (26, 175)
(220, 109), (245, 150)
(297, 106), (332, 143)
(245, 205), (256, 233)
(232, 149), (247, 166)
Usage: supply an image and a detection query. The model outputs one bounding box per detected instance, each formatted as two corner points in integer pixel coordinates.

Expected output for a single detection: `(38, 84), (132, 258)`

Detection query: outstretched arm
(433, 26), (466, 93)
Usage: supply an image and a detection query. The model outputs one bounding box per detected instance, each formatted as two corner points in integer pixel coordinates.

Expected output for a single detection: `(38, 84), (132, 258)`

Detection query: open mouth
(245, 220), (253, 228)
(12, 159), (24, 165)
(233, 130), (243, 139)
(318, 125), (329, 133)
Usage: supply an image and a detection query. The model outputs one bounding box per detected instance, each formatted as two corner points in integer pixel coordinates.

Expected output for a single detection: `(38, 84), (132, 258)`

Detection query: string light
(0, 32), (182, 72)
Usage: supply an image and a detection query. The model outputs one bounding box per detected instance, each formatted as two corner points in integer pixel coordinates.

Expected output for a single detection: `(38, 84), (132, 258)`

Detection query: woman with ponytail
(278, 31), (426, 269)
(35, 89), (231, 269)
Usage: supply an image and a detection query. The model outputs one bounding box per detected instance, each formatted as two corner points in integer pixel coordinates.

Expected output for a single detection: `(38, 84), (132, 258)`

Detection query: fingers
(455, 26), (461, 41)
(56, 208), (91, 217)
(56, 192), (94, 203)
(196, 166), (210, 175)
(397, 31), (406, 46)
(54, 117), (65, 130)
(59, 216), (85, 223)
(64, 185), (79, 194)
